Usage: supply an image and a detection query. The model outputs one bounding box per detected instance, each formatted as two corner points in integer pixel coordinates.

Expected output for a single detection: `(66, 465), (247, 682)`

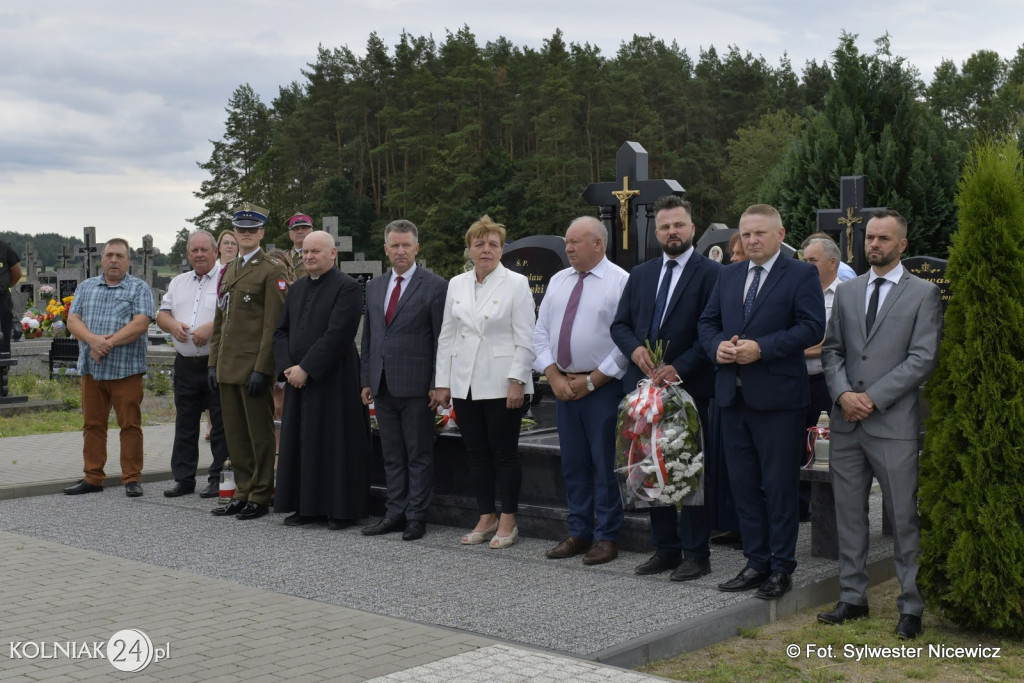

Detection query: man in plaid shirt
(65, 238), (154, 497)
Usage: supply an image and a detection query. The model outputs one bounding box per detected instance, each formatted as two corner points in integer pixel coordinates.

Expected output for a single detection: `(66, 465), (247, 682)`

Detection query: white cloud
(1, 0), (1022, 253)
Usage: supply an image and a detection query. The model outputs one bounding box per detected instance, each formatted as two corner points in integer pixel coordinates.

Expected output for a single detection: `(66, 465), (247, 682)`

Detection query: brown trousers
(81, 373), (144, 485)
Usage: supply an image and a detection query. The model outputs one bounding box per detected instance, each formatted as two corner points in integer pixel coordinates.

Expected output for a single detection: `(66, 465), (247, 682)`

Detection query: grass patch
(1, 373), (177, 436)
(640, 579), (1023, 682)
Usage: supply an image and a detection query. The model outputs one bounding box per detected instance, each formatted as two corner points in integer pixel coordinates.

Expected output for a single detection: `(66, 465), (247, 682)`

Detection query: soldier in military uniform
(209, 203), (289, 520)
(286, 213), (313, 279)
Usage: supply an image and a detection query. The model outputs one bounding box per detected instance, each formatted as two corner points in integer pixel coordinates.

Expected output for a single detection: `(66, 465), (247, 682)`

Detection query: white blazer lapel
(474, 263), (505, 315)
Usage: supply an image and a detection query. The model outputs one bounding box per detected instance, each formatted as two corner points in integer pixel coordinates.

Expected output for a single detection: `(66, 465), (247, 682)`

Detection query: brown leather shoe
(582, 540), (618, 565)
(546, 536), (592, 559)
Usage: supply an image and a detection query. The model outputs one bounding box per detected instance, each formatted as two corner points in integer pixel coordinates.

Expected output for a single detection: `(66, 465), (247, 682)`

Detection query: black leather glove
(245, 371), (270, 396)
(207, 367), (218, 392)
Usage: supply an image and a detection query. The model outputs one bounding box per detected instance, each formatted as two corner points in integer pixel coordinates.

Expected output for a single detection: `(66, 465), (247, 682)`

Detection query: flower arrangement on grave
(20, 294), (74, 338)
(614, 339), (705, 510)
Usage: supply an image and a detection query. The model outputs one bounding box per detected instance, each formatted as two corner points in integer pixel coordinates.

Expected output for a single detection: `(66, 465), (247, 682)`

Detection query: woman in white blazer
(435, 216), (536, 549)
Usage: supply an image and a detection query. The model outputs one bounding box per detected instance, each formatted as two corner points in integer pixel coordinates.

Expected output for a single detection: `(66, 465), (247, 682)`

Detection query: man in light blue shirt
(65, 238), (154, 497)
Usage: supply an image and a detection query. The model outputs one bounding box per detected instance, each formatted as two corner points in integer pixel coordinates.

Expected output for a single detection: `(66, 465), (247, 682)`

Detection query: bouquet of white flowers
(614, 378), (704, 510)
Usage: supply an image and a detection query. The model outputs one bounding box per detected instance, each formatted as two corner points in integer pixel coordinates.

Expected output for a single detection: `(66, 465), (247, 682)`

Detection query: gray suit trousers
(375, 383), (435, 521)
(831, 426), (923, 616)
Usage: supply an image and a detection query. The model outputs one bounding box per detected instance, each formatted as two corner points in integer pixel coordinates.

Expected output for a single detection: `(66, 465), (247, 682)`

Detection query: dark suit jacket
(697, 255), (825, 410)
(611, 252), (720, 397)
(360, 266), (448, 398)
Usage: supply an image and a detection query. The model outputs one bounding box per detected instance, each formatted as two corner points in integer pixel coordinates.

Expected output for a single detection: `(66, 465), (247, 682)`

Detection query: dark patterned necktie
(743, 266), (763, 320)
(649, 260), (678, 341)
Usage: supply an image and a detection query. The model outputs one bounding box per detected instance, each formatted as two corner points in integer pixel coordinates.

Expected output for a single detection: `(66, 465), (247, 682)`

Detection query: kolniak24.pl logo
(9, 629), (170, 672)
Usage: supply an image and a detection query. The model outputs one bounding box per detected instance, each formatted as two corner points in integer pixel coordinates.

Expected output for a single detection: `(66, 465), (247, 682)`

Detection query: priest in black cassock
(273, 230), (370, 528)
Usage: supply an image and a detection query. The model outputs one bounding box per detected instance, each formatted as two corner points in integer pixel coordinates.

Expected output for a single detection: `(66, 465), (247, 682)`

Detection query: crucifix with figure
(582, 142), (684, 271)
(816, 176), (886, 275)
(78, 226), (100, 279)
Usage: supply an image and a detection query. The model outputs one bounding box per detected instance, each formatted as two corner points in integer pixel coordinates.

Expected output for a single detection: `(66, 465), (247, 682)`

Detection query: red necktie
(385, 275), (403, 325)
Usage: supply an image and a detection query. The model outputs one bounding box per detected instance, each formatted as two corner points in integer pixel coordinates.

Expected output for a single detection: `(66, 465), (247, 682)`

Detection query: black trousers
(171, 354), (228, 485)
(453, 394), (522, 515)
(0, 292), (12, 354)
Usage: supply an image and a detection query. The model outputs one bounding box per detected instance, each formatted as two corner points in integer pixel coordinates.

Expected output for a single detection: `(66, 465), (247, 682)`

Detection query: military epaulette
(265, 256), (282, 267)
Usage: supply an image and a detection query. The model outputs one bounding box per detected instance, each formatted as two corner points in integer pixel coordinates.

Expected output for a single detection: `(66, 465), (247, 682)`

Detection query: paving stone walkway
(0, 424), (894, 680)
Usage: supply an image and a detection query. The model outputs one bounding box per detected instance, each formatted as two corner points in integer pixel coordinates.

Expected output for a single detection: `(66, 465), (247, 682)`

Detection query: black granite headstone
(351, 273), (375, 313)
(500, 235), (570, 312)
(58, 279), (79, 302)
(903, 255), (951, 312)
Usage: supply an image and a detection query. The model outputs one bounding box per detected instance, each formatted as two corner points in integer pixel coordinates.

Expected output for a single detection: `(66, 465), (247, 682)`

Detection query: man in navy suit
(611, 195), (721, 581)
(698, 204), (825, 599)
(360, 220), (448, 541)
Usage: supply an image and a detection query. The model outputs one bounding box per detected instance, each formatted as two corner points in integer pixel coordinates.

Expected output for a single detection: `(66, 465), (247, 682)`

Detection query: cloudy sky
(2, 0), (1021, 253)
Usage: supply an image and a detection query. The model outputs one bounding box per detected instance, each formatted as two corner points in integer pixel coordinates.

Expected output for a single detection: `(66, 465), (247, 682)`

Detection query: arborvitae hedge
(918, 137), (1024, 636)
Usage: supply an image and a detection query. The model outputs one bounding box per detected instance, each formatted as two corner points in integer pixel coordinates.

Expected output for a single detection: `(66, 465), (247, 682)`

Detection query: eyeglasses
(234, 226), (262, 234)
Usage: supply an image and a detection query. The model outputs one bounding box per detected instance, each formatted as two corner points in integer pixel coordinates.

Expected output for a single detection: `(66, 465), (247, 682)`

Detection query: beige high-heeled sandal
(461, 519), (499, 545)
(489, 525), (519, 549)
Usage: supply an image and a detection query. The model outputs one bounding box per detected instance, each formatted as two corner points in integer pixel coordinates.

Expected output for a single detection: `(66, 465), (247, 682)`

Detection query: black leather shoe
(634, 553), (681, 576)
(283, 512), (321, 526)
(361, 516), (406, 536)
(717, 567), (771, 592)
(326, 517), (352, 530)
(670, 558), (711, 582)
(163, 482), (195, 498)
(125, 482), (143, 497)
(211, 499), (246, 516)
(817, 601), (870, 625)
(402, 520), (426, 541)
(64, 480), (103, 495)
(236, 502), (268, 520)
(755, 571), (792, 599)
(896, 614), (923, 640)
(199, 481), (220, 498)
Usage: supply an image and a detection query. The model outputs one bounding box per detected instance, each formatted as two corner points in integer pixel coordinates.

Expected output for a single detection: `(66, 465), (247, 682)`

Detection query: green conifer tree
(918, 137), (1024, 637)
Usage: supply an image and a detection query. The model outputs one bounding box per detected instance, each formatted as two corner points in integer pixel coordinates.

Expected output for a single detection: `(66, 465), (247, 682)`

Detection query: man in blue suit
(611, 195), (721, 581)
(698, 204), (825, 599)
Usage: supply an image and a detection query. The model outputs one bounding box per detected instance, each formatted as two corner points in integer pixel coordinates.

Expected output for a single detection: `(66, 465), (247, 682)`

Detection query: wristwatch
(586, 374), (595, 392)
(509, 378), (525, 386)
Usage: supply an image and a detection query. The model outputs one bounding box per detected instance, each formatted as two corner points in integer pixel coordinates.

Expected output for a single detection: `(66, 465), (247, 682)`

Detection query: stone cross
(23, 242), (38, 281)
(816, 176), (886, 275)
(78, 226), (100, 279)
(140, 234), (155, 285)
(322, 216), (353, 266)
(57, 244), (72, 268)
(582, 141), (684, 271)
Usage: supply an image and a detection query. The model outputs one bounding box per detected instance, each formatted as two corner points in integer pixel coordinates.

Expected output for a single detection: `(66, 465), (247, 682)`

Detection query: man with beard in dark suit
(611, 195), (720, 581)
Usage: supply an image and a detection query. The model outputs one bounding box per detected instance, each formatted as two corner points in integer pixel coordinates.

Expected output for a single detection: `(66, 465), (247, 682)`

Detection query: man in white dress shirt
(799, 237), (842, 517)
(157, 230), (229, 498)
(534, 216), (630, 566)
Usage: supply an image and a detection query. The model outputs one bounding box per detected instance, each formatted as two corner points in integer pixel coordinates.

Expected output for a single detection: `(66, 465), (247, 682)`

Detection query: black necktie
(649, 260), (678, 341)
(866, 277), (885, 332)
(743, 266), (763, 320)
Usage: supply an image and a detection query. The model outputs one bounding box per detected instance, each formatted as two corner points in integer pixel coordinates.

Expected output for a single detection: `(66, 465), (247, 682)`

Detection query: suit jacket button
(861, 355), (868, 360)
(857, 380), (864, 386)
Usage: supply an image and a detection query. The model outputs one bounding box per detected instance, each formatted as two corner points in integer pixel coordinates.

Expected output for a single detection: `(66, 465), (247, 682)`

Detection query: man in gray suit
(360, 220), (448, 541)
(819, 209), (942, 640)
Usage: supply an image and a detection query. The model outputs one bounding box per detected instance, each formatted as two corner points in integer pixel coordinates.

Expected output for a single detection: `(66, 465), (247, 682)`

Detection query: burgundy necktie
(385, 275), (403, 326)
(557, 272), (589, 369)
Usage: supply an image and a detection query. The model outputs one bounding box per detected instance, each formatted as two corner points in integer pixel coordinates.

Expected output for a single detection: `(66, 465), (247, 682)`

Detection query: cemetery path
(0, 425), (895, 681)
